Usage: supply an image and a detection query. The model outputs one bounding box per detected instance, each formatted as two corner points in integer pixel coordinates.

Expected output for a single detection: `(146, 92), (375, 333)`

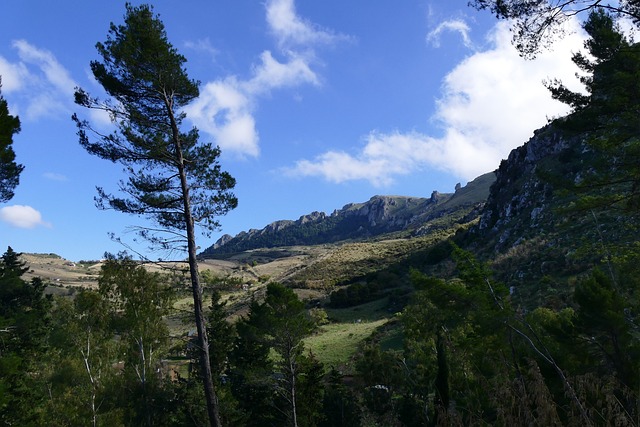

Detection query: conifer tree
(72, 4), (237, 426)
(0, 247), (51, 425)
(0, 82), (23, 203)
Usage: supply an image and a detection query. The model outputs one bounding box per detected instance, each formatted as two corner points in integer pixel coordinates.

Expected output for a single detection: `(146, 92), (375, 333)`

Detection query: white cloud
(265, 0), (345, 48)
(0, 56), (29, 93)
(287, 19), (587, 185)
(185, 78), (260, 157)
(186, 0), (342, 157)
(0, 205), (51, 229)
(243, 50), (319, 95)
(287, 131), (436, 186)
(427, 19), (473, 49)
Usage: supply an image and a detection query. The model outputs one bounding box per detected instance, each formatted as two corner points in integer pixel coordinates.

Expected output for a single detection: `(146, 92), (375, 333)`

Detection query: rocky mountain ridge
(200, 172), (496, 257)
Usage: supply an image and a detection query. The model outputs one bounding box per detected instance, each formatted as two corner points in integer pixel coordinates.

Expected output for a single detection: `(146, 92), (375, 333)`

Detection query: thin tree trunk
(81, 334), (98, 427)
(179, 164), (221, 427)
(166, 91), (222, 427)
(289, 354), (298, 427)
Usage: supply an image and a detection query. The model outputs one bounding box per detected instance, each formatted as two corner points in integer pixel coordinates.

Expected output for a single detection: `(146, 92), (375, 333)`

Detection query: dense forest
(2, 3), (640, 427)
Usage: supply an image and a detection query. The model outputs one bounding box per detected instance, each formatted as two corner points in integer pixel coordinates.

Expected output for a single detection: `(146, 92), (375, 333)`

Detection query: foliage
(47, 291), (114, 426)
(99, 254), (175, 426)
(0, 80), (23, 202)
(469, 0), (640, 57)
(545, 10), (640, 216)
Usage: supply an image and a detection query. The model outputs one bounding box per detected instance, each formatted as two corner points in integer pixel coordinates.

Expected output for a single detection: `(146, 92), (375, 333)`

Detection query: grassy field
(305, 318), (388, 371)
(305, 298), (395, 372)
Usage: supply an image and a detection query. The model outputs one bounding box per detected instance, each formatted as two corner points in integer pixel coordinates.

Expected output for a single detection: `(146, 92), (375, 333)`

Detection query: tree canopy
(73, 4), (237, 250)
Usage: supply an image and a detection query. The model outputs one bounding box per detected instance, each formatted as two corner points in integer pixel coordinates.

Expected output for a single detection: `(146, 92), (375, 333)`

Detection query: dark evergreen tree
(230, 299), (280, 426)
(0, 81), (23, 202)
(206, 290), (235, 381)
(574, 269), (640, 391)
(262, 283), (316, 427)
(0, 247), (51, 425)
(320, 368), (361, 427)
(545, 10), (640, 213)
(229, 283), (320, 427)
(72, 5), (237, 426)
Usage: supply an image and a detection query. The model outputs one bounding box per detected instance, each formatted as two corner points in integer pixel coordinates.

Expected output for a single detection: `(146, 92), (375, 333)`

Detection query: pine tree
(0, 81), (23, 202)
(72, 5), (237, 425)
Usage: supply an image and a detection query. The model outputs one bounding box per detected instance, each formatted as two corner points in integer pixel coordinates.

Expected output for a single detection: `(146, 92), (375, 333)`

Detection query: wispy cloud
(43, 172), (68, 182)
(286, 19), (586, 186)
(185, 0), (346, 157)
(184, 37), (219, 62)
(0, 205), (51, 229)
(13, 40), (76, 94)
(0, 40), (77, 121)
(427, 19), (474, 49)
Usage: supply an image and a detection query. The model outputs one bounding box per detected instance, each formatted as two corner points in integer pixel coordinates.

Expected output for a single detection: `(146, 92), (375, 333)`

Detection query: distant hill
(200, 172), (496, 257)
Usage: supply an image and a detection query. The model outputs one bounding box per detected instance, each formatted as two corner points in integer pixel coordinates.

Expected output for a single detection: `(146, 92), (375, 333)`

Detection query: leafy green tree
(98, 254), (175, 426)
(72, 4), (237, 426)
(0, 80), (23, 202)
(46, 290), (118, 427)
(401, 246), (601, 424)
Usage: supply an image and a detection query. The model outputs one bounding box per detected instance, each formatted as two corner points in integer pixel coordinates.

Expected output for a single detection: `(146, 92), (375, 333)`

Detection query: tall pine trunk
(171, 104), (221, 427)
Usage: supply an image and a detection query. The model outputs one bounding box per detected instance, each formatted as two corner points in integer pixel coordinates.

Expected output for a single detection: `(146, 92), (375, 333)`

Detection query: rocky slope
(464, 120), (639, 305)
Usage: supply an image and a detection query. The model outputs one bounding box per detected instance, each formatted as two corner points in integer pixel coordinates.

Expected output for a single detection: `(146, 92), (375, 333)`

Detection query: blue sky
(1, 0), (589, 261)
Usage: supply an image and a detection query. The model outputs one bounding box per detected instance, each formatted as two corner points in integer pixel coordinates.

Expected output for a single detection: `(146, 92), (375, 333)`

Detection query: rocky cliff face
(473, 124), (576, 250)
(464, 121), (627, 300)
(201, 173), (495, 257)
